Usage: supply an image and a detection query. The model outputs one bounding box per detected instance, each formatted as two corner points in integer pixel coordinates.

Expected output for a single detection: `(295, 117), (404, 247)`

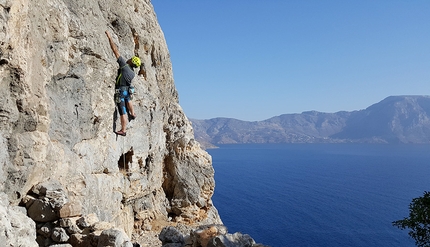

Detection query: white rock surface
(0, 0), (221, 245)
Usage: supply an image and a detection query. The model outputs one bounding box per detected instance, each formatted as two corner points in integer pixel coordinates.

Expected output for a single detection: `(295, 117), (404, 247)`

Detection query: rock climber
(105, 30), (141, 136)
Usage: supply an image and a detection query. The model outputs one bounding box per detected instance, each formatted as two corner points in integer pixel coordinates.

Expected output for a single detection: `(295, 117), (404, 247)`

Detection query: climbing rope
(123, 135), (126, 170)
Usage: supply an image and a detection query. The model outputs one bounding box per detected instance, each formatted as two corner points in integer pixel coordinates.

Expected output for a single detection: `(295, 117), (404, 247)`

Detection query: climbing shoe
(114, 130), (126, 136)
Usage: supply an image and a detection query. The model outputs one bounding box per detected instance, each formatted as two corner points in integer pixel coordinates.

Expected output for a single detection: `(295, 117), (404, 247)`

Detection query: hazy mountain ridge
(191, 96), (430, 146)
(332, 96), (430, 143)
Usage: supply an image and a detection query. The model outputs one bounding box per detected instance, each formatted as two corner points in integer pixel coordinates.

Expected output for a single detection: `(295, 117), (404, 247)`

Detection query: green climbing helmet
(131, 56), (141, 68)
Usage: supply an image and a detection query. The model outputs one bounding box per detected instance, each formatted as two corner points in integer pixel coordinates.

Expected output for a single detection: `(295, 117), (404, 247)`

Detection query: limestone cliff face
(0, 0), (220, 242)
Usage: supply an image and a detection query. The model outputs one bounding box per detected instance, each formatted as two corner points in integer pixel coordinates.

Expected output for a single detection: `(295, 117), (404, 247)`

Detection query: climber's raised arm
(105, 31), (120, 59)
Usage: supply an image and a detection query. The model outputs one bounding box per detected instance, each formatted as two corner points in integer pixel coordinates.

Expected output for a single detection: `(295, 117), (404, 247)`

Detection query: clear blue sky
(152, 1), (430, 121)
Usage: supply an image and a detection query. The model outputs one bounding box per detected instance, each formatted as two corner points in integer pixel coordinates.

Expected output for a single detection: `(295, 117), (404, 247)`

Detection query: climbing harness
(114, 85), (135, 103)
(128, 86), (135, 100)
(114, 89), (121, 103)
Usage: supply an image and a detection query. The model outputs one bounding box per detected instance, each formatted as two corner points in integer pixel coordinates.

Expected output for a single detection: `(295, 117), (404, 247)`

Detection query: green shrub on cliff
(393, 191), (430, 247)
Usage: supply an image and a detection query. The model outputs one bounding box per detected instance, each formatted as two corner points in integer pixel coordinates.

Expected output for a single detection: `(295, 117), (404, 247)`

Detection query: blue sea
(208, 144), (430, 247)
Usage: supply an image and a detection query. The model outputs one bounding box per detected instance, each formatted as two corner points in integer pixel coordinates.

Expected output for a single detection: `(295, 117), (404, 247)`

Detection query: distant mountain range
(191, 96), (430, 147)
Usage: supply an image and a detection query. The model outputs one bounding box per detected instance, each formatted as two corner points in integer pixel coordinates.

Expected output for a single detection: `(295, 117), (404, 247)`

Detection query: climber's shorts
(116, 89), (131, 116)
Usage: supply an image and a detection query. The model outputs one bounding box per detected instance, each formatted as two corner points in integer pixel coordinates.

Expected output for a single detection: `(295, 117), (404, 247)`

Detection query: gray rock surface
(31, 180), (69, 210)
(0, 193), (38, 247)
(159, 226), (184, 245)
(37, 222), (55, 238)
(52, 227), (70, 243)
(207, 233), (255, 247)
(97, 228), (132, 247)
(69, 233), (99, 247)
(159, 225), (267, 247)
(50, 244), (73, 247)
(0, 0), (221, 245)
(77, 213), (100, 229)
(27, 198), (59, 222)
